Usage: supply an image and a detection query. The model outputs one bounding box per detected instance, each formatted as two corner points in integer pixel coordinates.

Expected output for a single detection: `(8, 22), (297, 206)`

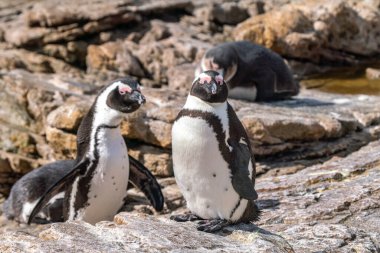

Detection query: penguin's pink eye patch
(119, 85), (132, 95)
(198, 73), (212, 84)
(215, 75), (224, 85)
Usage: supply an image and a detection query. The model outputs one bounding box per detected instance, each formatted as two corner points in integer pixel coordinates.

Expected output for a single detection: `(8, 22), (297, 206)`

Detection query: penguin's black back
(3, 160), (74, 221)
(209, 41), (298, 101)
(234, 41), (294, 85)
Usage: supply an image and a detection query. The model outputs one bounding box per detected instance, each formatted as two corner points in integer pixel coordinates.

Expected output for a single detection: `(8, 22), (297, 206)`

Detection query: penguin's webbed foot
(170, 213), (202, 222)
(196, 219), (230, 233)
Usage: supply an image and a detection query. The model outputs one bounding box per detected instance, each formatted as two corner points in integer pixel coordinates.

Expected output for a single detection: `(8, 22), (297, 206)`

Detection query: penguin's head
(105, 78), (146, 113)
(190, 70), (228, 103)
(201, 45), (238, 83)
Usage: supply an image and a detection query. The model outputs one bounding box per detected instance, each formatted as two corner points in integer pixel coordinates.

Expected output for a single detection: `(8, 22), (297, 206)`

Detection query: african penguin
(171, 70), (260, 233)
(196, 41), (299, 101)
(3, 78), (164, 225)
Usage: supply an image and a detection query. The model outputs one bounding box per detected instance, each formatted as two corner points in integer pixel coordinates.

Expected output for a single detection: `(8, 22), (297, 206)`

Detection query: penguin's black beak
(205, 81), (218, 95)
(130, 91), (146, 105)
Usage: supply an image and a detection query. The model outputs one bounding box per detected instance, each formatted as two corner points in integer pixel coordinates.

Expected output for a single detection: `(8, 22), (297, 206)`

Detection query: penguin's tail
(128, 155), (164, 212)
(2, 197), (15, 220)
(251, 200), (262, 222)
(240, 199), (261, 223)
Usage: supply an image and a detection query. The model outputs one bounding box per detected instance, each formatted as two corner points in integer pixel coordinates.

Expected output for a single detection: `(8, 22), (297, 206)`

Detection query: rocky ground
(0, 0), (380, 252)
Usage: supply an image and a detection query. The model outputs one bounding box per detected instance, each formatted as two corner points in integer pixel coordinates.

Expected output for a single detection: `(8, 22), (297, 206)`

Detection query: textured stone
(211, 2), (249, 25)
(47, 102), (89, 132)
(2, 2), (138, 47)
(133, 36), (210, 85)
(0, 213), (294, 253)
(0, 49), (82, 74)
(1, 0), (194, 47)
(255, 140), (380, 252)
(366, 67), (380, 80)
(45, 127), (77, 159)
(129, 145), (173, 177)
(234, 0), (380, 75)
(6, 76), (380, 167)
(167, 63), (196, 91)
(42, 41), (88, 67)
(86, 41), (145, 78)
(139, 20), (171, 44)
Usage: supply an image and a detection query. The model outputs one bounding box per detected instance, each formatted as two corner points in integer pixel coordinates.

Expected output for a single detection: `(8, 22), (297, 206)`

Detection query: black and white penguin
(196, 41), (299, 101)
(171, 70), (260, 233)
(3, 78), (164, 224)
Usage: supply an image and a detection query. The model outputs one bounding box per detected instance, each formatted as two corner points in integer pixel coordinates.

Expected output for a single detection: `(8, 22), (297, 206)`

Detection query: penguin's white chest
(172, 116), (247, 221)
(74, 128), (130, 224)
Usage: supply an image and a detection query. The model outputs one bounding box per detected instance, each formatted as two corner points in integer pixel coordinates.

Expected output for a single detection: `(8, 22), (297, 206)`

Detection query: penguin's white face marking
(191, 71), (228, 103)
(224, 63), (237, 83)
(201, 58), (226, 79)
(201, 57), (220, 72)
(201, 45), (238, 84)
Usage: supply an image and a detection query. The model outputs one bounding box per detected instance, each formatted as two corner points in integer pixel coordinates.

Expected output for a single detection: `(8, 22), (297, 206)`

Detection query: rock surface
(234, 0), (380, 76)
(1, 139), (380, 252)
(2, 68), (380, 180)
(0, 213), (294, 253)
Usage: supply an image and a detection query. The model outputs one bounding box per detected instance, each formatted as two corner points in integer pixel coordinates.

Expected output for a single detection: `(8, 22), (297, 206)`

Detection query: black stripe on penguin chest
(68, 124), (124, 218)
(175, 109), (232, 164)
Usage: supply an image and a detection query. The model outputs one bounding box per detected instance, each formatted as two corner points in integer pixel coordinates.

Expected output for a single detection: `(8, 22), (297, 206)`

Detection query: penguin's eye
(215, 75), (224, 85)
(198, 73), (212, 84)
(119, 85), (132, 95)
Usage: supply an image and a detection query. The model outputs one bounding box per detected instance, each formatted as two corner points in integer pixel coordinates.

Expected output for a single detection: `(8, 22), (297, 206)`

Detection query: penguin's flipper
(230, 140), (258, 200)
(27, 159), (89, 224)
(128, 155), (164, 211)
(227, 104), (258, 201)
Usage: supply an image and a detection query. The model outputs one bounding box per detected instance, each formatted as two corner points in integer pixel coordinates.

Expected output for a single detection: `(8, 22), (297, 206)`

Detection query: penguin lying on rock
(3, 78), (164, 225)
(196, 41), (299, 101)
(171, 70), (260, 233)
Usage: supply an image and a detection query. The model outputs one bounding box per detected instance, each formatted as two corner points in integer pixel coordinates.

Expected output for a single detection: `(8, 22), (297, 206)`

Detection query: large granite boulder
(1, 139), (380, 252)
(234, 0), (380, 76)
(1, 0), (194, 47)
(0, 213), (294, 253)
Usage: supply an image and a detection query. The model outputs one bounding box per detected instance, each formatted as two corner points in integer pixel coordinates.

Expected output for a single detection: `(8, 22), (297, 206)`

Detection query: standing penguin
(171, 70), (260, 233)
(196, 41), (299, 101)
(3, 78), (164, 224)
